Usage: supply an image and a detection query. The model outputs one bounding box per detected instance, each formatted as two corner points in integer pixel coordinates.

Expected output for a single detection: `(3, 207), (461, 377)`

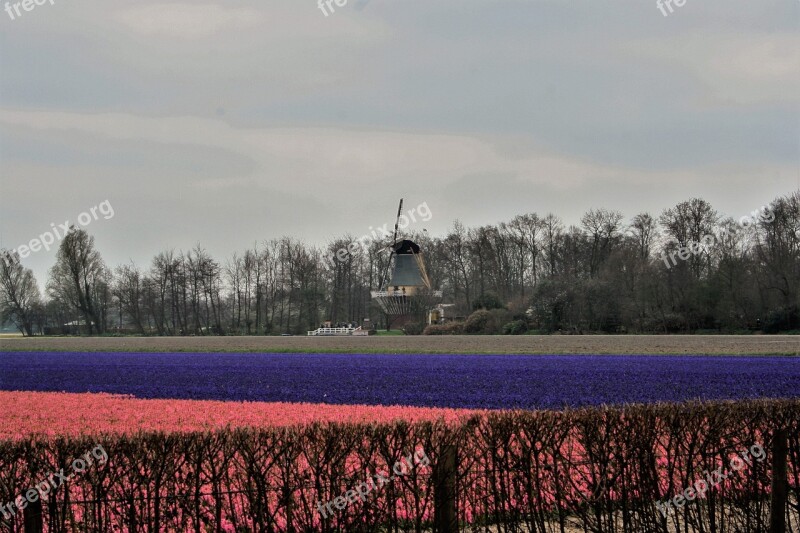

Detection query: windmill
(371, 199), (442, 327)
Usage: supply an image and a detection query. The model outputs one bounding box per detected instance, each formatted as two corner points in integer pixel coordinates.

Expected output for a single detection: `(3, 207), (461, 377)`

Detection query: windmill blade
(380, 250), (394, 290)
(411, 250), (433, 290)
(379, 199), (403, 290)
(391, 198), (403, 248)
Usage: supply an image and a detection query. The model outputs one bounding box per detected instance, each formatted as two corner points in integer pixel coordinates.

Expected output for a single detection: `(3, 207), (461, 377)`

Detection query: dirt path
(0, 335), (797, 355)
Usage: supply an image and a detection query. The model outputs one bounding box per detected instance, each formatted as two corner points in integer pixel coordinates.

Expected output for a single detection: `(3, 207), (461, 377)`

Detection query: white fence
(307, 327), (359, 336)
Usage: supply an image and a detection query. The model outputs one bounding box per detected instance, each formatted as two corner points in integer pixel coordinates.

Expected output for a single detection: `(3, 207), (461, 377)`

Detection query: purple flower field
(1, 351), (798, 409)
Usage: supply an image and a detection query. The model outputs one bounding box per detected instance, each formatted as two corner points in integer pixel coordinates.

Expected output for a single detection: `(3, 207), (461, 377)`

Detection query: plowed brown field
(1, 334), (797, 355)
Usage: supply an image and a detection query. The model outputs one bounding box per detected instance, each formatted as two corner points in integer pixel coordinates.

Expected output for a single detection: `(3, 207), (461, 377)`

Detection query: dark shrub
(402, 322), (425, 335)
(763, 305), (799, 333)
(502, 319), (528, 335)
(423, 324), (446, 335)
(472, 292), (506, 311)
(463, 309), (499, 335)
(489, 308), (512, 329)
(423, 322), (464, 335)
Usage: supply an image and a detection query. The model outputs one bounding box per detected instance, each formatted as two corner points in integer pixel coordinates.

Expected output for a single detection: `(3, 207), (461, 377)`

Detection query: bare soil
(0, 335), (797, 355)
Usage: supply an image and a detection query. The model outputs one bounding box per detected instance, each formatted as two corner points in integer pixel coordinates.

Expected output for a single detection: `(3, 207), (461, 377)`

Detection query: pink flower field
(0, 391), (481, 441)
(1, 391), (795, 531)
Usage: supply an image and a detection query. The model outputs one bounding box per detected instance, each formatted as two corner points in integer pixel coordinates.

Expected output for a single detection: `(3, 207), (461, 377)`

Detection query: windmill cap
(392, 240), (421, 255)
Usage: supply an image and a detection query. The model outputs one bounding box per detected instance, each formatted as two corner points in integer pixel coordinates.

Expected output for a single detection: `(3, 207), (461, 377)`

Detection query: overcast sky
(1, 0), (798, 287)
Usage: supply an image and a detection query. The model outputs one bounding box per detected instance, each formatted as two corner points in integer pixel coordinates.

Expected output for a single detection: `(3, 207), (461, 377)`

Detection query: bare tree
(659, 198), (718, 279)
(0, 250), (41, 335)
(754, 191), (800, 327)
(438, 222), (472, 313)
(542, 213), (564, 276)
(581, 208), (624, 278)
(629, 213), (657, 261)
(113, 262), (146, 333)
(47, 228), (110, 335)
(509, 213), (546, 291)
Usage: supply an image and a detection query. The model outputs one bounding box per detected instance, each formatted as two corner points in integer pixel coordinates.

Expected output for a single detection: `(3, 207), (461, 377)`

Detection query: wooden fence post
(23, 499), (43, 533)
(434, 445), (458, 533)
(128, 494), (137, 532)
(285, 486), (295, 533)
(770, 428), (788, 533)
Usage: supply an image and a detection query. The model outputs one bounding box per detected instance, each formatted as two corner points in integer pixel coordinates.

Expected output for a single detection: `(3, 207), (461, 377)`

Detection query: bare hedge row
(1, 399), (798, 532)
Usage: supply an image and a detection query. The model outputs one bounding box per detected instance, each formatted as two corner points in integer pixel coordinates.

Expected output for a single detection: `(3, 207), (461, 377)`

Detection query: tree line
(1, 191), (798, 336)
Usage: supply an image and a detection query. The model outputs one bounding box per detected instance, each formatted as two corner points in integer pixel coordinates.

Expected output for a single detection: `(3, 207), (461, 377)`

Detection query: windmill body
(371, 202), (442, 324)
